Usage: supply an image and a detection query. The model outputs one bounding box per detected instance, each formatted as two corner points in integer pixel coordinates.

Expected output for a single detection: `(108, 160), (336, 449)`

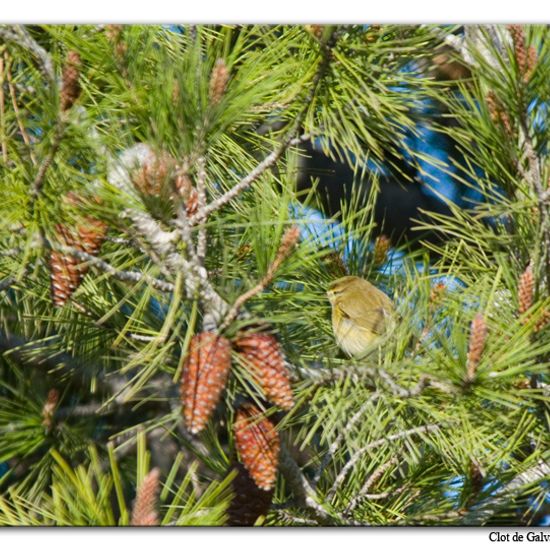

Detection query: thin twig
(292, 362), (454, 395)
(56, 244), (175, 293)
(386, 370), (452, 395)
(195, 156), (208, 264)
(174, 206), (200, 265)
(55, 401), (120, 419)
(29, 116), (67, 202)
(188, 29), (333, 225)
(274, 511), (319, 526)
(345, 457), (400, 513)
(188, 134), (308, 226)
(399, 509), (465, 525)
(122, 208), (229, 328)
(0, 25), (55, 82)
(5, 52), (37, 165)
(278, 444), (356, 525)
(3, 240), (154, 299)
(520, 125), (544, 195)
(219, 225), (300, 331)
(327, 424), (441, 500)
(377, 370), (428, 397)
(0, 54), (7, 164)
(352, 487), (407, 501)
(459, 459), (550, 525)
(128, 333), (160, 342)
(518, 119), (550, 290)
(190, 138), (293, 224)
(314, 392), (382, 485)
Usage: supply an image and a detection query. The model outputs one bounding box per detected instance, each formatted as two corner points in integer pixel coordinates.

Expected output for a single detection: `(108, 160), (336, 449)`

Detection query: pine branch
(188, 28), (335, 225)
(174, 206), (201, 269)
(460, 459), (550, 525)
(29, 117), (67, 203)
(273, 510), (318, 526)
(278, 444), (361, 525)
(30, 49), (82, 207)
(0, 332), (87, 372)
(55, 402), (120, 419)
(314, 391), (382, 485)
(0, 54), (7, 164)
(219, 225), (300, 331)
(122, 208), (228, 329)
(4, 52), (37, 165)
(0, 26), (70, 209)
(344, 457), (400, 513)
(189, 135), (303, 224)
(518, 120), (550, 289)
(0, 25), (55, 82)
(327, 423), (441, 500)
(195, 155), (208, 265)
(54, 244), (176, 293)
(0, 331), (178, 412)
(292, 363), (455, 396)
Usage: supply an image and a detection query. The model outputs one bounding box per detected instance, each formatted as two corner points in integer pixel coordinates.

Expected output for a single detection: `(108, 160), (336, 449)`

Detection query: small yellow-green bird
(326, 275), (395, 358)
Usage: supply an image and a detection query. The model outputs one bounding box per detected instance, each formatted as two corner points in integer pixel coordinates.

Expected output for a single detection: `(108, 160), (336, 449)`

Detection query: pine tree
(0, 24), (548, 526)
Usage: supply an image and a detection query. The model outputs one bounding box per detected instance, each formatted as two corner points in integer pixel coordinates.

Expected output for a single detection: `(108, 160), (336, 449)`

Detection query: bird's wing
(337, 292), (393, 335)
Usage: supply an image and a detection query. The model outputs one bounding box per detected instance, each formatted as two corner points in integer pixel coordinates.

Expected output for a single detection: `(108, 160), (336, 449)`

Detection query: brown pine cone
(508, 25), (527, 75)
(486, 91), (501, 124)
(429, 282), (446, 305)
(131, 468), (160, 526)
(534, 309), (550, 333)
(132, 152), (175, 197)
(174, 170), (199, 216)
(469, 460), (484, 497)
(105, 24), (123, 44)
(226, 462), (274, 526)
(486, 91), (513, 136)
(78, 216), (108, 256)
(373, 234), (391, 266)
(322, 250), (347, 278)
(49, 201), (107, 308)
(49, 224), (83, 308)
(518, 265), (534, 317)
(466, 313), (488, 382)
(60, 51), (81, 112)
(106, 24), (127, 56)
(234, 403), (280, 491)
(209, 59), (229, 105)
(235, 333), (294, 411)
(524, 46), (538, 82)
(181, 332), (232, 434)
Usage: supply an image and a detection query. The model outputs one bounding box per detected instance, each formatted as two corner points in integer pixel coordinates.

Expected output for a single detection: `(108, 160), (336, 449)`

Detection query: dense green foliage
(0, 24), (548, 526)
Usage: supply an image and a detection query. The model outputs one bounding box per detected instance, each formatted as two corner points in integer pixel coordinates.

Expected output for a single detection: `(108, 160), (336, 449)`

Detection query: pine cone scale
(234, 404), (280, 491)
(236, 333), (294, 411)
(181, 332), (232, 434)
(49, 212), (107, 308)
